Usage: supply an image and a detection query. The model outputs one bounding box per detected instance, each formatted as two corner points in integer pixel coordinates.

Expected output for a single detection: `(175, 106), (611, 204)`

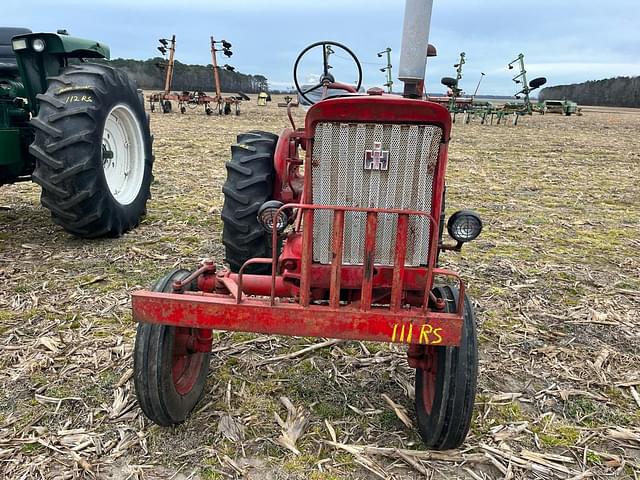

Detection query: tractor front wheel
(134, 269), (211, 426)
(414, 285), (478, 450)
(30, 63), (153, 238)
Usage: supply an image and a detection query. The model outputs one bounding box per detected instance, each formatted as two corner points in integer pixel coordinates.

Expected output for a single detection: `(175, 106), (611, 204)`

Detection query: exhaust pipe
(398, 0), (434, 98)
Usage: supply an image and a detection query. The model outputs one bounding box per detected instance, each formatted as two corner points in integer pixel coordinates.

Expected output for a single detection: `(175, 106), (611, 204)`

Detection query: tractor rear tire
(30, 63), (153, 238)
(414, 285), (478, 450)
(134, 269), (211, 426)
(221, 131), (277, 274)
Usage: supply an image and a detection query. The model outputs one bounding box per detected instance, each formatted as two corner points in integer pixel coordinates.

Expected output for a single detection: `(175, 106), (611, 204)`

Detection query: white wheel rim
(102, 103), (145, 205)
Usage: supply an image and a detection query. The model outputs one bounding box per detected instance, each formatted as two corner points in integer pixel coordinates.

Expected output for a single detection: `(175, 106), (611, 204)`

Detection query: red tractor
(132, 0), (482, 450)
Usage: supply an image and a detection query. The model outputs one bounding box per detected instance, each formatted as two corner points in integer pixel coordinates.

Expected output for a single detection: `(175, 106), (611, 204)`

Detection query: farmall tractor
(132, 0), (482, 449)
(0, 28), (152, 238)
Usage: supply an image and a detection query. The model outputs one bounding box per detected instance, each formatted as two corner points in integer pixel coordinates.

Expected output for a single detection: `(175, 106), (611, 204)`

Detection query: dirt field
(1, 97), (639, 479)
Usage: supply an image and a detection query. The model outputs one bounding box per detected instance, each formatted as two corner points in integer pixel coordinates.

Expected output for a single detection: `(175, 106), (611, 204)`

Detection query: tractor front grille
(311, 122), (442, 266)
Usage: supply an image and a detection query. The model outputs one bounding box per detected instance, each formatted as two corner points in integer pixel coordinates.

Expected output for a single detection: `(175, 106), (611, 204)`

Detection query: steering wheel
(293, 41), (363, 105)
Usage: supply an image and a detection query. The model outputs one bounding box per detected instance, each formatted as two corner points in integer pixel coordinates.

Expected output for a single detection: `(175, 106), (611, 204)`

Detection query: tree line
(105, 57), (269, 93)
(539, 76), (640, 107)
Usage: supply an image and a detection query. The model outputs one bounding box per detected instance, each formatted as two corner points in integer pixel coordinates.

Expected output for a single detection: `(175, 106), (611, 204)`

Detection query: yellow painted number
(391, 322), (442, 345)
(64, 95), (94, 104)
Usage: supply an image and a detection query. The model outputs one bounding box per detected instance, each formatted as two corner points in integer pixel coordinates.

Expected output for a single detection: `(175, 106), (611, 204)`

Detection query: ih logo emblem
(363, 142), (389, 171)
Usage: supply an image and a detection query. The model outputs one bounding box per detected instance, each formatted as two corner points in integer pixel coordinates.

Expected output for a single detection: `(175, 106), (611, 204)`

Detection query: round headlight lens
(447, 210), (482, 243)
(257, 201), (289, 234)
(32, 38), (46, 52)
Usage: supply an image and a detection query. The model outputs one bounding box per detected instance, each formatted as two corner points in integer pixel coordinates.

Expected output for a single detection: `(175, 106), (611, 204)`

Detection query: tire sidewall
(157, 325), (211, 422)
(45, 64), (153, 233)
(135, 269), (211, 425)
(415, 286), (478, 448)
(79, 70), (152, 223)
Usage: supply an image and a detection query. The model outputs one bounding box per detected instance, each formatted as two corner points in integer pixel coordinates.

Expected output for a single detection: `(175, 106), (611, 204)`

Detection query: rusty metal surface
(131, 290), (463, 347)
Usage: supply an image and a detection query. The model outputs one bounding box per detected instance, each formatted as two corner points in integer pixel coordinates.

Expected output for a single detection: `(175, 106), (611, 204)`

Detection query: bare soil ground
(1, 97), (639, 479)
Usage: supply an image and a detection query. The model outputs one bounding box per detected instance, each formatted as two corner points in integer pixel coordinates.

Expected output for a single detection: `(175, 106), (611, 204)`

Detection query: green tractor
(542, 99), (580, 116)
(0, 28), (153, 238)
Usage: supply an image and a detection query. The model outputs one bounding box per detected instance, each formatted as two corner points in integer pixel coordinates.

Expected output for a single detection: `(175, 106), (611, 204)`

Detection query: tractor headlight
(32, 38), (46, 52)
(12, 38), (27, 51)
(447, 210), (483, 243)
(257, 201), (290, 234)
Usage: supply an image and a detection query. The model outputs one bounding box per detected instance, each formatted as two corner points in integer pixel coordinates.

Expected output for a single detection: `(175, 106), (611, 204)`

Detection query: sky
(5, 0), (640, 96)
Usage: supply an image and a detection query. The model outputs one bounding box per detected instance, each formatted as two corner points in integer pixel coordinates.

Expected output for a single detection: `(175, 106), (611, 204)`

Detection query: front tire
(221, 131), (277, 273)
(30, 63), (153, 238)
(414, 285), (478, 450)
(134, 269), (211, 426)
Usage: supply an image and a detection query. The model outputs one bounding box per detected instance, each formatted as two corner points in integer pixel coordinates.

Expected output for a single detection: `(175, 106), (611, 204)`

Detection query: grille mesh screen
(311, 122), (442, 266)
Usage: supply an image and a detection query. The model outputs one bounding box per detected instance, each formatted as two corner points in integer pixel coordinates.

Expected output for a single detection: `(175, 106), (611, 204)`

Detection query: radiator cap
(367, 87), (384, 95)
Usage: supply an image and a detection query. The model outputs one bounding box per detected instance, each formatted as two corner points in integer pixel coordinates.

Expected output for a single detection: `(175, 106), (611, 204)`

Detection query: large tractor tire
(134, 269), (211, 426)
(221, 131), (277, 274)
(414, 285), (478, 450)
(30, 63), (153, 238)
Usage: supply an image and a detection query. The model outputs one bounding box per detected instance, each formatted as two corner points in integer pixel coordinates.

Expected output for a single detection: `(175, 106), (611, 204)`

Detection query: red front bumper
(132, 204), (466, 347)
(131, 268), (465, 347)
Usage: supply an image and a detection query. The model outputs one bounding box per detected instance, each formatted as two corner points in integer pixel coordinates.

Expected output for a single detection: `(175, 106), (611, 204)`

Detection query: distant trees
(105, 57), (269, 93)
(539, 76), (640, 107)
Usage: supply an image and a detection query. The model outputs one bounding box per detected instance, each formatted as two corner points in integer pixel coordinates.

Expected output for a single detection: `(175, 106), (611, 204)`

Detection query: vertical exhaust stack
(398, 0), (434, 98)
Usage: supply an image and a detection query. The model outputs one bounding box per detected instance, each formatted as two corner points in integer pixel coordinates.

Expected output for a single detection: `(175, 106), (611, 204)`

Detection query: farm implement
(462, 53), (548, 125)
(148, 35), (241, 116)
(427, 51), (473, 121)
(0, 28), (152, 237)
(132, 0), (482, 450)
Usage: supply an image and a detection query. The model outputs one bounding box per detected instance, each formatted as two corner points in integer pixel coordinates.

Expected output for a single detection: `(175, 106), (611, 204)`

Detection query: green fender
(11, 32), (110, 114)
(11, 32), (109, 59)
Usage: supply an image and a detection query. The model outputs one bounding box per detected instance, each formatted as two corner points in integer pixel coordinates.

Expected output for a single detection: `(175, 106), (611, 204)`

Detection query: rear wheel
(30, 63), (153, 238)
(414, 285), (478, 450)
(221, 131), (277, 273)
(162, 100), (172, 113)
(134, 269), (211, 426)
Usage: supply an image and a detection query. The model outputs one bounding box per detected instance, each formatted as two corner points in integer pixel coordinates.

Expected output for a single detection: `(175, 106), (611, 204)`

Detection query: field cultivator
(148, 35), (242, 116)
(460, 53), (548, 125)
(132, 0), (483, 450)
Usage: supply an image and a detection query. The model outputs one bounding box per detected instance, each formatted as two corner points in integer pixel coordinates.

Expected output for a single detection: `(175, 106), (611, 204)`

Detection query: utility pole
(377, 48), (393, 93)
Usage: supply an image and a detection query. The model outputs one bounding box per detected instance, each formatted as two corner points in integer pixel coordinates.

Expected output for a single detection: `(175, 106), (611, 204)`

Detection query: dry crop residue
(1, 97), (639, 479)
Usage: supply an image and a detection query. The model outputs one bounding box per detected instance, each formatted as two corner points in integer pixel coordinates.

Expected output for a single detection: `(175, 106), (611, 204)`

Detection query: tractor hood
(11, 32), (109, 59)
(304, 94), (451, 142)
